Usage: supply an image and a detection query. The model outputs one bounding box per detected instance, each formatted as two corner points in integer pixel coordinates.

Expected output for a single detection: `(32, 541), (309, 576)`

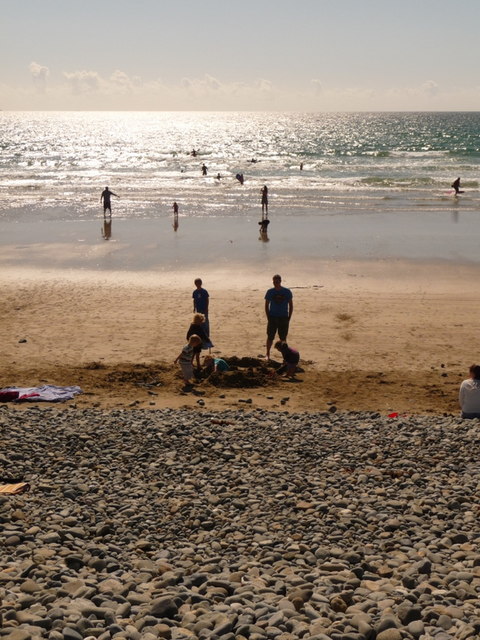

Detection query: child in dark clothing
(274, 340), (300, 378)
(186, 313), (213, 369)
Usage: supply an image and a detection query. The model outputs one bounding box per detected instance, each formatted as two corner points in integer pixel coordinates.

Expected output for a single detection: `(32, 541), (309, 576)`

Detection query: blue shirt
(265, 286), (293, 318)
(214, 358), (229, 372)
(193, 288), (209, 314)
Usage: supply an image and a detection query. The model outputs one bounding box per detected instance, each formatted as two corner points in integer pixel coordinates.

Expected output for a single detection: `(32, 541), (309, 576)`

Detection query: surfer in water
(451, 177), (464, 195)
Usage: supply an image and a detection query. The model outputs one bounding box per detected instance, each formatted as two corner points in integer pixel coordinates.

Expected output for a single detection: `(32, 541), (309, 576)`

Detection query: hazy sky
(2, 0), (479, 111)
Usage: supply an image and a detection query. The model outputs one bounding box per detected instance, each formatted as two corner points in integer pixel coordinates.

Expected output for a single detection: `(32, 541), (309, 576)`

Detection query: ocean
(2, 111), (480, 219)
(1, 111), (480, 270)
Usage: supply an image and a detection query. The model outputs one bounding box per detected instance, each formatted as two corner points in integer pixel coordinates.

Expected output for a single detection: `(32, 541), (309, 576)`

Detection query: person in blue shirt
(264, 274), (293, 360)
(192, 278), (210, 336)
(203, 356), (230, 376)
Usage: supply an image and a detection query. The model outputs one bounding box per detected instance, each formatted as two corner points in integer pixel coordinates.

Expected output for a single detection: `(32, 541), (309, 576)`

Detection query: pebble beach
(1, 406), (479, 640)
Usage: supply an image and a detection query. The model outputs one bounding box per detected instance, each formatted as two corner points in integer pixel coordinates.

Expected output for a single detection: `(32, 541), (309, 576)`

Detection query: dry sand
(1, 259), (479, 415)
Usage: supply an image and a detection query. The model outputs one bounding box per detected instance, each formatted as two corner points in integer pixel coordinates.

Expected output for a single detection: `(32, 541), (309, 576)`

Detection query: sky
(1, 0), (479, 111)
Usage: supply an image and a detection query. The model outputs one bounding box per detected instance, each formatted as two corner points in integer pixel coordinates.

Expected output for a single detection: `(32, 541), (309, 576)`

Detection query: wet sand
(0, 208), (479, 272)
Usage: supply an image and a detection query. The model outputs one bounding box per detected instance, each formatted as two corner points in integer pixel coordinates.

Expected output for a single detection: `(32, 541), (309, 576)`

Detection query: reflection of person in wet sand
(100, 186), (118, 215)
(261, 185), (268, 218)
(101, 216), (112, 240)
(173, 201), (179, 231)
(258, 218), (270, 242)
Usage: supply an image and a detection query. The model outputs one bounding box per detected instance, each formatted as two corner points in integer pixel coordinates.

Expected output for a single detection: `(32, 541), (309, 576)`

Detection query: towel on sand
(0, 385), (82, 402)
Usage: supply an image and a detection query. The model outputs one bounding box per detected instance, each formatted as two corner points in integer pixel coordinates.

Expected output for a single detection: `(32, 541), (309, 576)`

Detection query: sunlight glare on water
(1, 111), (479, 221)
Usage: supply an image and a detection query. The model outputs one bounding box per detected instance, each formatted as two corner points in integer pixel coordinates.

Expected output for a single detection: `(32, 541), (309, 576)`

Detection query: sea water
(1, 111), (479, 219)
(1, 111), (479, 269)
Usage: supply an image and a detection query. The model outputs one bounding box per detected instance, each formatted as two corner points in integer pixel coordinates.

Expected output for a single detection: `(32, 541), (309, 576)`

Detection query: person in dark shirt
(264, 274), (293, 359)
(100, 186), (118, 215)
(274, 341), (300, 378)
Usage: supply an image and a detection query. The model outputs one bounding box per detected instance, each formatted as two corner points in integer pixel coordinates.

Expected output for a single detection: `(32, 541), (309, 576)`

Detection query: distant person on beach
(261, 185), (268, 218)
(459, 364), (480, 418)
(274, 340), (300, 378)
(173, 201), (179, 231)
(300, 162), (304, 171)
(203, 355), (230, 376)
(264, 274), (293, 360)
(186, 313), (213, 369)
(201, 163), (208, 176)
(100, 187), (118, 215)
(216, 173), (221, 180)
(192, 278), (210, 334)
(174, 335), (202, 386)
(191, 149), (197, 157)
(451, 177), (463, 195)
(236, 173), (244, 185)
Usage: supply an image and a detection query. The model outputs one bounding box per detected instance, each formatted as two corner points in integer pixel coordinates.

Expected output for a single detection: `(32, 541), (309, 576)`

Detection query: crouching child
(274, 341), (300, 378)
(203, 355), (230, 376)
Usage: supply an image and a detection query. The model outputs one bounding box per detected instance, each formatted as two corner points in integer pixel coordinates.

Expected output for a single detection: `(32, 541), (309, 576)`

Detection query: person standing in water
(173, 201), (179, 231)
(451, 177), (463, 195)
(201, 163), (208, 176)
(100, 186), (118, 215)
(261, 185), (268, 219)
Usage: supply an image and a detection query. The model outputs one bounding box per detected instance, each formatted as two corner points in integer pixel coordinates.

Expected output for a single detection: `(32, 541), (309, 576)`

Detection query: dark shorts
(267, 316), (289, 341)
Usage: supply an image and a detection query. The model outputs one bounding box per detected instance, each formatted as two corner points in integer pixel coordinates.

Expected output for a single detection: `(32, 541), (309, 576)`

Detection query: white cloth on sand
(0, 385), (82, 402)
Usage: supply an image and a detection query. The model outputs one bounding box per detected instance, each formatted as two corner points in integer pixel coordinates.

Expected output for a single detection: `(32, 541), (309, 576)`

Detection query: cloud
(29, 61), (49, 93)
(311, 79), (323, 95)
(110, 70), (137, 92)
(4, 67), (480, 111)
(421, 80), (439, 96)
(63, 70), (101, 94)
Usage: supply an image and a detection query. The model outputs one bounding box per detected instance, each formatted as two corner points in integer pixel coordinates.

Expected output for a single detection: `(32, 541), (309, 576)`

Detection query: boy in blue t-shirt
(192, 278), (210, 336)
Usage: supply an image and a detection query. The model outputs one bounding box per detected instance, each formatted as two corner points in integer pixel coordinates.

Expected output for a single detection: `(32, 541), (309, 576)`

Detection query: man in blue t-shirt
(264, 274), (293, 359)
(192, 278), (210, 335)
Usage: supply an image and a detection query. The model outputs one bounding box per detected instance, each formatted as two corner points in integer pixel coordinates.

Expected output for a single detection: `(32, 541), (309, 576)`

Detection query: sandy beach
(2, 256), (479, 415)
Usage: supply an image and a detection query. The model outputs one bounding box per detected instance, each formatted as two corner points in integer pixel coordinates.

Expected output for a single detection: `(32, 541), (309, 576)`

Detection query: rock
(149, 597), (178, 619)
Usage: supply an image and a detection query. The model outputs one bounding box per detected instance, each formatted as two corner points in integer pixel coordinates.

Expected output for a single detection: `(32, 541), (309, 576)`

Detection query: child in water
(174, 335), (202, 385)
(274, 341), (300, 378)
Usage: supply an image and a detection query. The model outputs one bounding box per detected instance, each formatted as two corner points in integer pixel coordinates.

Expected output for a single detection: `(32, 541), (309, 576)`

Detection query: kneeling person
(203, 355), (230, 376)
(274, 341), (300, 378)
